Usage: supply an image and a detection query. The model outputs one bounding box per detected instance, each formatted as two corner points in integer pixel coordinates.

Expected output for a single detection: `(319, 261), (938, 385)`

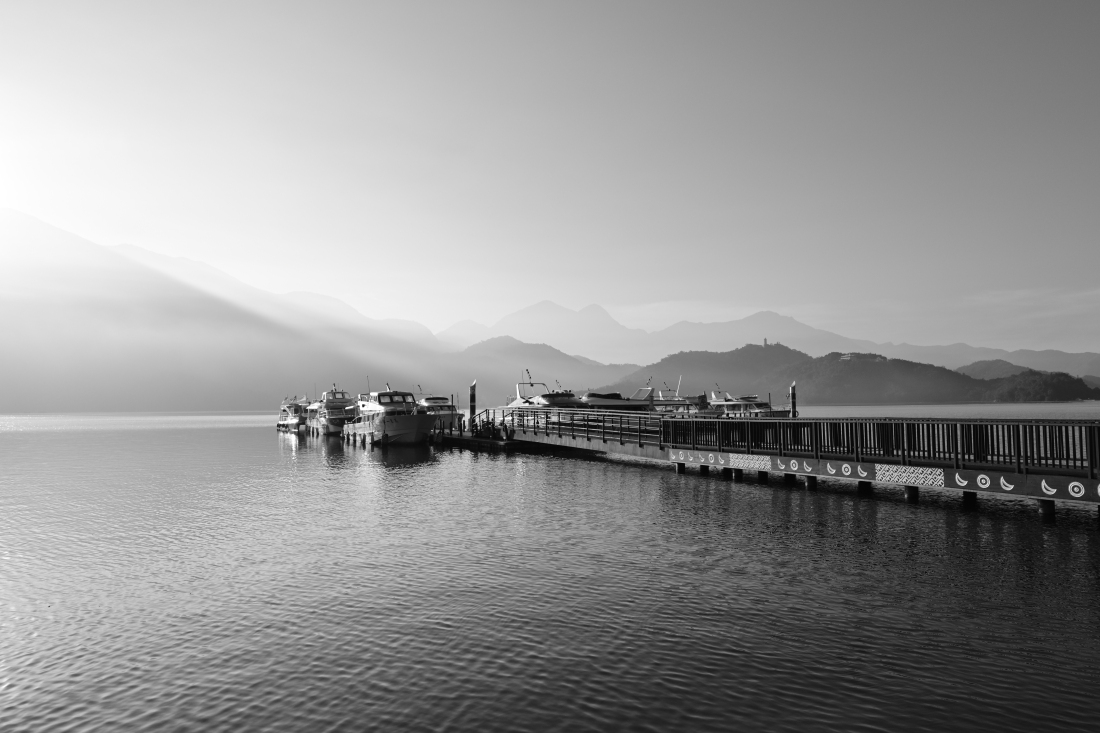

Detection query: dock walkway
(449, 407), (1100, 520)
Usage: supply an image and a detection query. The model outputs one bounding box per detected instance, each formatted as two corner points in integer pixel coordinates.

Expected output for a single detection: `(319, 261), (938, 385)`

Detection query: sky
(1, 0), (1097, 349)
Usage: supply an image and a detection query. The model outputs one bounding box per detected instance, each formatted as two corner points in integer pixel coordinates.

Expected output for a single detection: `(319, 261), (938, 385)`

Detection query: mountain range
(597, 346), (1100, 406)
(3, 209), (1098, 412)
(440, 302), (1100, 376)
(0, 211), (633, 412)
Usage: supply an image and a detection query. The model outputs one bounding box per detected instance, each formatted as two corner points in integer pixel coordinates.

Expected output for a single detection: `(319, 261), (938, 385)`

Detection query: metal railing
(477, 408), (1100, 480)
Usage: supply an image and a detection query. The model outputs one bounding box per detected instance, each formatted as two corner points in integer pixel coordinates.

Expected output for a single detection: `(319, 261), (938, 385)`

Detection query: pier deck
(458, 407), (1100, 519)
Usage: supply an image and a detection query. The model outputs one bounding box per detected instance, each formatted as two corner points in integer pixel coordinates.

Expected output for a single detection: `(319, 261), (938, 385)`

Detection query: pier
(445, 408), (1100, 520)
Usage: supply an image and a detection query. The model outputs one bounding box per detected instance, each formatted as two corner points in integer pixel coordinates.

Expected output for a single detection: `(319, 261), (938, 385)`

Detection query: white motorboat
(505, 381), (588, 409)
(306, 387), (356, 435)
(277, 395), (309, 431)
(418, 395), (460, 430)
(580, 386), (704, 411)
(705, 392), (791, 418)
(347, 390), (437, 445)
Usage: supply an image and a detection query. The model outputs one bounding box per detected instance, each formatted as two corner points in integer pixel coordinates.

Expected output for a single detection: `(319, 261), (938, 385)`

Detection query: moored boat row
(279, 385), (457, 445)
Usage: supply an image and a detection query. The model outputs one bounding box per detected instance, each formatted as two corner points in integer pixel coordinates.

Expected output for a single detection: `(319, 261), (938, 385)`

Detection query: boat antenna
(386, 382), (391, 391)
(676, 375), (682, 396)
(366, 376), (370, 393)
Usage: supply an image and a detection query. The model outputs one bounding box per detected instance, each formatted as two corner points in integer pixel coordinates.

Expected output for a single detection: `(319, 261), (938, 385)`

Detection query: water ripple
(1, 426), (1099, 731)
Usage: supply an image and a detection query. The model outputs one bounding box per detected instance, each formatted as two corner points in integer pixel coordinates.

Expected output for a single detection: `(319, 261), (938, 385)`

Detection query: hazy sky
(1, 1), (1097, 349)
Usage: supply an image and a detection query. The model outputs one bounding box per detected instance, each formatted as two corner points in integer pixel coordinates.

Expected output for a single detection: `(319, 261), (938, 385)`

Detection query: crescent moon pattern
(827, 464), (836, 474)
(1041, 480), (1057, 496)
(803, 462), (812, 472)
(1000, 477), (1014, 491)
(955, 473), (968, 486)
(857, 467), (868, 478)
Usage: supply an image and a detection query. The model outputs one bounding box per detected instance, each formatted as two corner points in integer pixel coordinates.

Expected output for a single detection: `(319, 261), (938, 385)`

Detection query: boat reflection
(362, 444), (435, 468)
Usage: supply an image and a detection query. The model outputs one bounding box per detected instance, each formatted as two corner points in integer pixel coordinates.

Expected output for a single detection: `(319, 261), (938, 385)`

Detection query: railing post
(638, 416), (643, 447)
(691, 419), (696, 450)
(747, 421), (753, 455)
(954, 423), (961, 470)
(1088, 425), (1097, 480)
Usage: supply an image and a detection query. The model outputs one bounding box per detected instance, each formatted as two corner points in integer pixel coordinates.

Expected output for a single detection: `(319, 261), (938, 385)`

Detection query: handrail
(488, 407), (1099, 481)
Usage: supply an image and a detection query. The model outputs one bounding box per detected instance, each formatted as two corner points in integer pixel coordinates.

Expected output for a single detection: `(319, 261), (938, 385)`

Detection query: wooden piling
(904, 486), (919, 504)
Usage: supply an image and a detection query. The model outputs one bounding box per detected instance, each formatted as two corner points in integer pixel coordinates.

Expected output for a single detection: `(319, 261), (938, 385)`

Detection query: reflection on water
(2, 419), (1100, 732)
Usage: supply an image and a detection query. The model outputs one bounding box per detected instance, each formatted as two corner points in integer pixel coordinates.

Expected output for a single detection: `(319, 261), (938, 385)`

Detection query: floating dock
(441, 407), (1100, 521)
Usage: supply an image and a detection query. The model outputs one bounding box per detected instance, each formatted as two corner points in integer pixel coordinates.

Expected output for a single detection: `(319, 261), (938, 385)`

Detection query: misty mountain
(437, 301), (650, 364)
(0, 211), (633, 412)
(598, 347), (1100, 405)
(956, 360), (1033, 380)
(438, 301), (1100, 376)
(112, 244), (439, 347)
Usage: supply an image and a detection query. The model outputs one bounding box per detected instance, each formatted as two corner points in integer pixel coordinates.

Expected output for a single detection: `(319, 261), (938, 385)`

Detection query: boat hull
(347, 413), (437, 445)
(307, 417), (347, 435)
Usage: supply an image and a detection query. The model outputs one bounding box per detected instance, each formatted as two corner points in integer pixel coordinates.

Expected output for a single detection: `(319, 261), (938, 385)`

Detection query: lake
(2, 412), (1100, 731)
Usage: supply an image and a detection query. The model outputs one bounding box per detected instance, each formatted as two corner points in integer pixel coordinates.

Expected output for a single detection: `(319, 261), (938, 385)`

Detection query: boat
(346, 389), (438, 445)
(581, 386), (705, 412)
(417, 395), (461, 430)
(305, 387), (356, 435)
(277, 395), (309, 431)
(505, 380), (588, 409)
(704, 392), (792, 418)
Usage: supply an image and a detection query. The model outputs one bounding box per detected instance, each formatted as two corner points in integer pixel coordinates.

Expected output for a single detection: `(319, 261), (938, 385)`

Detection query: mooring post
(783, 473), (797, 485)
(699, 464), (710, 476)
(857, 480), (873, 496)
(721, 467), (733, 480)
(1037, 498), (1056, 522)
(904, 486), (919, 504)
(733, 468), (744, 481)
(805, 475), (817, 490)
(757, 470), (769, 483)
(962, 491), (978, 510)
(675, 462), (686, 475)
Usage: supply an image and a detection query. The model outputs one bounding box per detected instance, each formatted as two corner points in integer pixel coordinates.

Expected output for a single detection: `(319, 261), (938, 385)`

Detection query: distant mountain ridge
(0, 211), (637, 412)
(598, 346), (1100, 405)
(438, 302), (1100, 376)
(956, 360), (1034, 380)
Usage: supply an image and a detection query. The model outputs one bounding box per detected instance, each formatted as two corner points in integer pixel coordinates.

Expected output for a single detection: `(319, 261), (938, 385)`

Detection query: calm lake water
(3, 412), (1100, 731)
